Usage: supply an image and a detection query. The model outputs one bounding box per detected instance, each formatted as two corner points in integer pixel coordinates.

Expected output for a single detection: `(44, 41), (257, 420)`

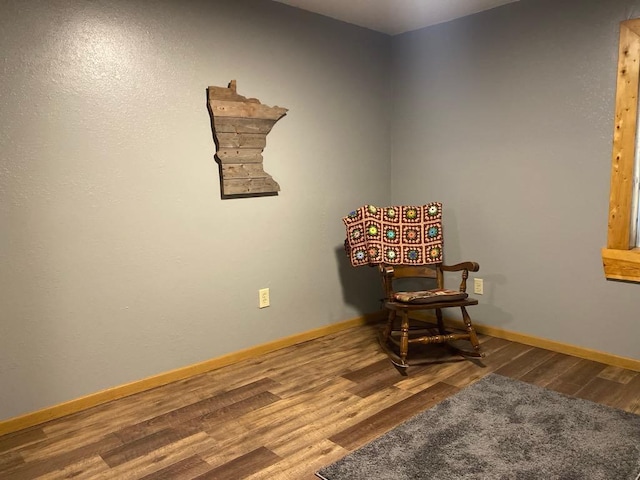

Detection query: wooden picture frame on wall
(602, 19), (640, 283)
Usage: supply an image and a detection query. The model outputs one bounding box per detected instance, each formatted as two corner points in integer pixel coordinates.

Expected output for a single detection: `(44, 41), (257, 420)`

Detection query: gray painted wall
(390, 0), (640, 359)
(3, 0), (640, 423)
(0, 0), (390, 420)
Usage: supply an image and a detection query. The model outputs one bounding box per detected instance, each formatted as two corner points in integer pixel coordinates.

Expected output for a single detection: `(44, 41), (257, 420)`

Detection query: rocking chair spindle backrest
(379, 263), (444, 302)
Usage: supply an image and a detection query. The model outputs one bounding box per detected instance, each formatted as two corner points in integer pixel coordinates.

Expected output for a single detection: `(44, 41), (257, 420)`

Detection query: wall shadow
(334, 245), (383, 315)
(472, 273), (513, 329)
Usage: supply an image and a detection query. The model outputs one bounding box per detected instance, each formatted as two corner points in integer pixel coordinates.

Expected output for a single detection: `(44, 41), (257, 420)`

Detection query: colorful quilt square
(364, 221), (381, 242)
(382, 224), (400, 244)
(366, 243), (383, 263)
(401, 206), (422, 223)
(347, 224), (366, 245)
(402, 246), (424, 264)
(344, 209), (363, 225)
(364, 204), (382, 220)
(424, 202), (442, 219)
(424, 222), (442, 242)
(382, 206), (401, 224)
(402, 225), (422, 244)
(350, 246), (369, 266)
(383, 246), (401, 263)
(427, 245), (443, 263)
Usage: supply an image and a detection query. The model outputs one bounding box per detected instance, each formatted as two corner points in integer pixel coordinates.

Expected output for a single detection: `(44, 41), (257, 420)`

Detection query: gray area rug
(316, 374), (640, 480)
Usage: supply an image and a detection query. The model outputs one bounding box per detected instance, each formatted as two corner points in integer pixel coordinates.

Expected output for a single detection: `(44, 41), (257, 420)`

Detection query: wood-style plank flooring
(1, 323), (639, 479)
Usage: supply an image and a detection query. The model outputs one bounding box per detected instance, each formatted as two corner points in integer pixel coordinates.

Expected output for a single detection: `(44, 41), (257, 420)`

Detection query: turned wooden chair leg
(399, 310), (410, 366)
(382, 310), (396, 342)
(461, 306), (482, 355)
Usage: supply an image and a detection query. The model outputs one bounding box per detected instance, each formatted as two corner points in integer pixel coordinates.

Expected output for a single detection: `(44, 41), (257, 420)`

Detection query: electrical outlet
(473, 278), (483, 295)
(259, 288), (270, 308)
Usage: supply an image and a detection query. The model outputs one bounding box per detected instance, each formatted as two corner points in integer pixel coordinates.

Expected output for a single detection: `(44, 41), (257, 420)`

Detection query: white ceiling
(271, 0), (519, 35)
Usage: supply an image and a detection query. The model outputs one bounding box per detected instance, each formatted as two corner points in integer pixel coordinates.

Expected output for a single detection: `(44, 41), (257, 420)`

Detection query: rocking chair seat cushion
(393, 289), (468, 304)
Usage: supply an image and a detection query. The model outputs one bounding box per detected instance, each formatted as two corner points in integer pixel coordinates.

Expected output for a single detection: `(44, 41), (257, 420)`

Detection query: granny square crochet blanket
(343, 203), (443, 267)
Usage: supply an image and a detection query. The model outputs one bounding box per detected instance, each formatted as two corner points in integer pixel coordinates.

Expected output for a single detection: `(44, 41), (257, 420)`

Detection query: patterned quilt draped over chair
(343, 203), (443, 267)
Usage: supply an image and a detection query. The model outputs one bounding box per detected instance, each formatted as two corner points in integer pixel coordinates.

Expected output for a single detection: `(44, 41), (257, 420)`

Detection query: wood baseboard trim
(0, 311), (385, 436)
(410, 313), (640, 372)
(472, 322), (640, 372)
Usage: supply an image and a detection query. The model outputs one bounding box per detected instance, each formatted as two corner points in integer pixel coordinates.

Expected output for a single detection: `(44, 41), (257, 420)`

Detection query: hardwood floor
(1, 323), (638, 479)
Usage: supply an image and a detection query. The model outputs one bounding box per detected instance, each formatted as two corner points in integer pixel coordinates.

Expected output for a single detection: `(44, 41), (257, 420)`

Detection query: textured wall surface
(0, 0), (390, 420)
(390, 0), (640, 358)
(3, 0), (640, 423)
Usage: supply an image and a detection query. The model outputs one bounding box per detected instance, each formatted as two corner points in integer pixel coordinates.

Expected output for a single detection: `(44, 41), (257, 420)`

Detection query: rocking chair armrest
(440, 261), (479, 293)
(440, 261), (480, 273)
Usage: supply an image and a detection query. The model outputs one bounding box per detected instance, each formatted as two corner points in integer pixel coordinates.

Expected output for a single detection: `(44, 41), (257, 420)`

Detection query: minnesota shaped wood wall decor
(207, 80), (288, 197)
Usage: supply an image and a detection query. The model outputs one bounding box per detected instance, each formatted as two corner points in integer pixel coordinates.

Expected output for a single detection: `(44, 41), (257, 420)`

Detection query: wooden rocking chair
(378, 261), (484, 373)
(342, 203), (484, 373)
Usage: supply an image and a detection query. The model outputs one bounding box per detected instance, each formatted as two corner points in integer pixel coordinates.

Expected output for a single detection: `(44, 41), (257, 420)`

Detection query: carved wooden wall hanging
(207, 80), (288, 196)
